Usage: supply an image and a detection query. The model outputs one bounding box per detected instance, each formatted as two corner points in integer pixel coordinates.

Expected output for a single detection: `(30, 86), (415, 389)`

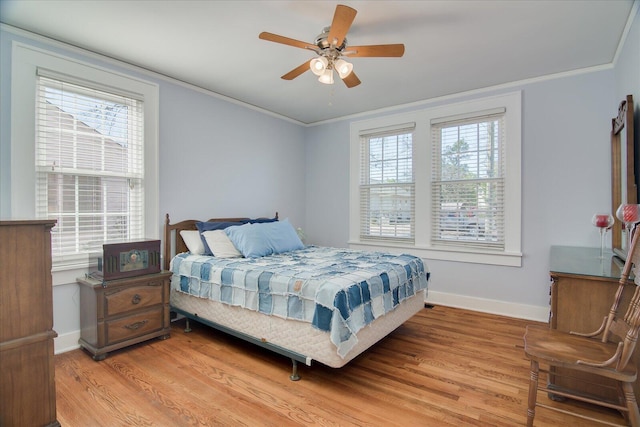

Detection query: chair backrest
(603, 228), (640, 370)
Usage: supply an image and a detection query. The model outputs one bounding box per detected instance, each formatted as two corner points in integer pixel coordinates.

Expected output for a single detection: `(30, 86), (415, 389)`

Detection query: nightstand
(78, 271), (172, 360)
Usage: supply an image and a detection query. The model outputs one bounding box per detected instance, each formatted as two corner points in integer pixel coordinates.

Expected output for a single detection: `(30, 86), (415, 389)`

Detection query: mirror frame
(612, 94), (636, 260)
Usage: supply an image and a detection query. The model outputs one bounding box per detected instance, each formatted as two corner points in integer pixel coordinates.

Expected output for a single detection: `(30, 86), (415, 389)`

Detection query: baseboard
(54, 330), (81, 355)
(425, 290), (549, 323)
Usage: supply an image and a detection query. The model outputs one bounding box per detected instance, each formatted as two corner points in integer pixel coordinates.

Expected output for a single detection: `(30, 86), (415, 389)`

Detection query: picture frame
(611, 94), (635, 261)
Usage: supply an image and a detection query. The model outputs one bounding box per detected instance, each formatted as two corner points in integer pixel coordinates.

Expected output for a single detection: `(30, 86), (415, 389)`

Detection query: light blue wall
(1, 27), (306, 226)
(1, 8), (638, 349)
(616, 6), (640, 105)
(158, 81), (306, 224)
(615, 6), (640, 192)
(305, 71), (617, 312)
(303, 9), (639, 314)
(0, 27), (306, 349)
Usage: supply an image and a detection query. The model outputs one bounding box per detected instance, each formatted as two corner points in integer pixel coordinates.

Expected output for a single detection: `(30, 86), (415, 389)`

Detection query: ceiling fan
(259, 4), (405, 88)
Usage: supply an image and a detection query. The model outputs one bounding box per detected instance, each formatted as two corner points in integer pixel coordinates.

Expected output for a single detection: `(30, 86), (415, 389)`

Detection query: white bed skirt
(170, 288), (426, 368)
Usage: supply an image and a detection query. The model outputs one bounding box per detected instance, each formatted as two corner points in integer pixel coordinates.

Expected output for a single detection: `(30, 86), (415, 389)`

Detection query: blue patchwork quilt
(170, 246), (429, 357)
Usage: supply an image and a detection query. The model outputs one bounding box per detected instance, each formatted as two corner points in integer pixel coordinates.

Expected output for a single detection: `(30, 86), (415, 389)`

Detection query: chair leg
(527, 359), (539, 427)
(622, 382), (640, 427)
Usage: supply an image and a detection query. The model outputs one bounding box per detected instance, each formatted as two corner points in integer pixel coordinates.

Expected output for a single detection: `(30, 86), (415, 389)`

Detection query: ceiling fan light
(318, 69), (334, 84)
(335, 59), (353, 79)
(310, 57), (329, 76)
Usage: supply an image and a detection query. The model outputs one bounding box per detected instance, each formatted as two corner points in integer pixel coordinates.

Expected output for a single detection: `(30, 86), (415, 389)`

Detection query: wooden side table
(549, 246), (639, 402)
(78, 271), (171, 360)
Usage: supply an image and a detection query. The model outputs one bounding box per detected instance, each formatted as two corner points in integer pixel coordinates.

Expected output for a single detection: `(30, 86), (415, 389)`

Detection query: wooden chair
(524, 231), (640, 426)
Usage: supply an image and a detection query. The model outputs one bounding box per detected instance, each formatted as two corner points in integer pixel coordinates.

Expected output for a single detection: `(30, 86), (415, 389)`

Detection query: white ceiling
(1, 0), (636, 124)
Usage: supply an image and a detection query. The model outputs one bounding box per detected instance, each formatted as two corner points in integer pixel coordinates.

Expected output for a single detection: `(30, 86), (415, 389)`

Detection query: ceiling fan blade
(346, 44), (405, 57)
(281, 60), (312, 80)
(342, 71), (361, 88)
(259, 32), (313, 50)
(327, 4), (357, 48)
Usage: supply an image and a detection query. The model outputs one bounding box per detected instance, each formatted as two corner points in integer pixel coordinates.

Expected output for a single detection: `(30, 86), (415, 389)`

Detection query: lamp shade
(335, 59), (353, 79)
(318, 68), (334, 84)
(310, 57), (329, 76)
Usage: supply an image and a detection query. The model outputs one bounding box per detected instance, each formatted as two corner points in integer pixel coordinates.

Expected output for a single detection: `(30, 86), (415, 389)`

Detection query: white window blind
(360, 125), (415, 242)
(35, 74), (145, 258)
(431, 110), (505, 249)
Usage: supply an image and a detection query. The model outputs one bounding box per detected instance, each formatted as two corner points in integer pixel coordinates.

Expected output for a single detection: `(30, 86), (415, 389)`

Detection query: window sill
(348, 240), (522, 267)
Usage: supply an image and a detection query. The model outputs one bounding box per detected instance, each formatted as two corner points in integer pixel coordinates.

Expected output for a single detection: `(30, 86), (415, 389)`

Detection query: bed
(164, 213), (429, 380)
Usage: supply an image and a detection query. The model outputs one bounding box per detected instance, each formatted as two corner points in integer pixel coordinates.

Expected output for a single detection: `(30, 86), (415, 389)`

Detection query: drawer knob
(124, 320), (148, 330)
(132, 294), (141, 304)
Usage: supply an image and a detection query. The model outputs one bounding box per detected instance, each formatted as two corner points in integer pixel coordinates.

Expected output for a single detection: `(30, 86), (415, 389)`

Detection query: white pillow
(202, 230), (242, 258)
(180, 230), (205, 255)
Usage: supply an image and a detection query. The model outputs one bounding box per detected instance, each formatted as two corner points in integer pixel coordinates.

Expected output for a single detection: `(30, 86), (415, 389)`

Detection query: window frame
(350, 92), (522, 267)
(10, 42), (159, 276)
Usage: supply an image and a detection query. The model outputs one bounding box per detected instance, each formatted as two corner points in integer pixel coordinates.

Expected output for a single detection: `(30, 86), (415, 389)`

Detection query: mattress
(170, 287), (426, 368)
(170, 246), (429, 357)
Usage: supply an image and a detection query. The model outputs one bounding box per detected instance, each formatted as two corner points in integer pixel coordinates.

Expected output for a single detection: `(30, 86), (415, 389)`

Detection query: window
(11, 43), (159, 274)
(350, 92), (521, 266)
(359, 124), (415, 242)
(431, 110), (505, 249)
(36, 74), (144, 257)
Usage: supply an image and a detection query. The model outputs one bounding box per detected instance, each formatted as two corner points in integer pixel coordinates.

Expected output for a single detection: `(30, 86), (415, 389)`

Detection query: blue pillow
(195, 221), (245, 255)
(249, 216), (278, 224)
(225, 219), (304, 258)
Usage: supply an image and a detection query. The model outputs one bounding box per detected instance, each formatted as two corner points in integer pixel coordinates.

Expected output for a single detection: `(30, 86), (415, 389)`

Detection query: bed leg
(289, 359), (301, 381)
(184, 318), (192, 333)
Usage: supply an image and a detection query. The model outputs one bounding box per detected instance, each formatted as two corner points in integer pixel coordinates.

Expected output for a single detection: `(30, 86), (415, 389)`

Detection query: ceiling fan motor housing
(315, 26), (347, 51)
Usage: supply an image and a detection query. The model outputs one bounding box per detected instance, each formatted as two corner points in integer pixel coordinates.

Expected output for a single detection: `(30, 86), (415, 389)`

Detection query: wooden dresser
(0, 219), (59, 427)
(78, 271), (171, 360)
(549, 245), (639, 402)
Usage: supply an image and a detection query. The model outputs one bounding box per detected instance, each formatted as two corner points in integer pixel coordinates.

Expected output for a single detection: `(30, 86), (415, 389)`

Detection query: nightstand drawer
(105, 283), (163, 316)
(106, 308), (163, 344)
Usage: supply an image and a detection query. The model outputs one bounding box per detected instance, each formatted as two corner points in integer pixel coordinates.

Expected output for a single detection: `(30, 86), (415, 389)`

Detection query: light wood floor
(55, 305), (627, 426)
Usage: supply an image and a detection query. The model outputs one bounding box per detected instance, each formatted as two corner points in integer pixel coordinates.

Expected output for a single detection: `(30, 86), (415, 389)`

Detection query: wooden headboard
(163, 212), (278, 270)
